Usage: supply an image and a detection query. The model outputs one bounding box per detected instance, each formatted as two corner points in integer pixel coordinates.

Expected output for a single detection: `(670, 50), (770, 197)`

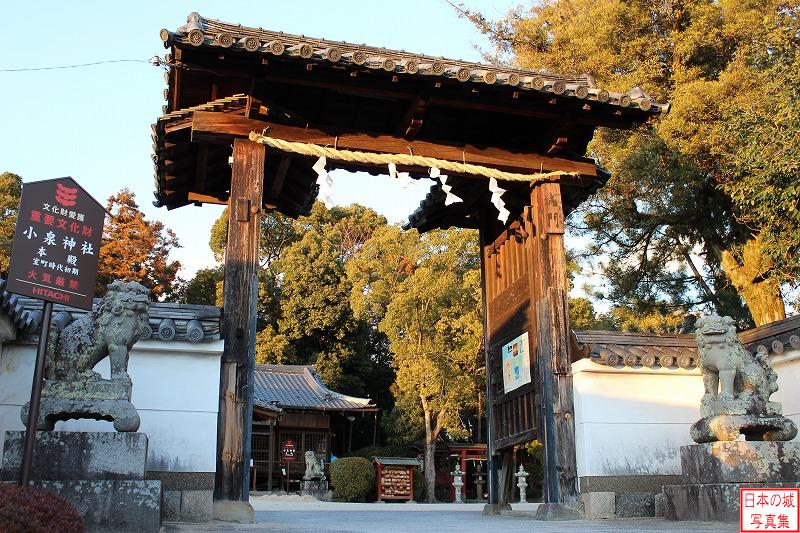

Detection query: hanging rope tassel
(489, 177), (510, 223)
(388, 163), (413, 187)
(312, 156), (334, 208)
(430, 167), (462, 206)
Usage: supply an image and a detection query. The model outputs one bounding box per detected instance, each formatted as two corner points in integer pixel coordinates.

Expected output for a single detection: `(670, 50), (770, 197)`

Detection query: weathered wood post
(529, 181), (578, 504)
(214, 138), (265, 518)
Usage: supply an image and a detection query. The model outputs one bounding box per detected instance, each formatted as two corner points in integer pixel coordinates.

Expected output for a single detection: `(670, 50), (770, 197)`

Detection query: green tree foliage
(211, 203), (391, 413)
(260, 204), (386, 396)
(0, 172), (22, 275)
(181, 266), (223, 306)
(209, 206), (299, 272)
(351, 227), (483, 502)
(458, 0), (800, 326)
(98, 189), (181, 299)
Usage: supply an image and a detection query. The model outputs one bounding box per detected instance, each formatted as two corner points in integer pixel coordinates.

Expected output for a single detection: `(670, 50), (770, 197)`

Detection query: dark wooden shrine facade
(153, 12), (664, 508)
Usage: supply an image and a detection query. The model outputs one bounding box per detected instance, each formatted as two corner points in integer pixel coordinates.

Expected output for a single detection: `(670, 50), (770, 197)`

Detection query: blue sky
(1, 1), (523, 278)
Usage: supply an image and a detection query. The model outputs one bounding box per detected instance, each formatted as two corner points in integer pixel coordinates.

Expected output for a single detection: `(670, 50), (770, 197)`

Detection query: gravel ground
(162, 499), (740, 532)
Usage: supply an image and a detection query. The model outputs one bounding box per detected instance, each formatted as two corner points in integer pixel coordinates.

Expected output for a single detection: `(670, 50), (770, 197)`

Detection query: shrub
(0, 484), (84, 532)
(329, 457), (375, 502)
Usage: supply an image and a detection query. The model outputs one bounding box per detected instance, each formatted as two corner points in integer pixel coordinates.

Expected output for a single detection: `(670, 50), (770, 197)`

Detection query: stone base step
(32, 480), (161, 532)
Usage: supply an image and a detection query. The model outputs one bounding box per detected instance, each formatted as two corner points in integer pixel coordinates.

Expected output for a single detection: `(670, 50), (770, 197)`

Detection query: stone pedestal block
(181, 490), (213, 522)
(301, 479), (333, 501)
(21, 379), (141, 432)
(681, 441), (800, 484)
(665, 442), (800, 523)
(32, 480), (162, 532)
(532, 502), (584, 520)
(213, 500), (254, 524)
(2, 431), (161, 531)
(616, 492), (655, 518)
(1, 431), (147, 481)
(581, 491), (615, 519)
(664, 482), (800, 523)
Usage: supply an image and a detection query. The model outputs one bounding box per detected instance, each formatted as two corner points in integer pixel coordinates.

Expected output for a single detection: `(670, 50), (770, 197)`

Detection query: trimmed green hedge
(329, 457), (375, 502)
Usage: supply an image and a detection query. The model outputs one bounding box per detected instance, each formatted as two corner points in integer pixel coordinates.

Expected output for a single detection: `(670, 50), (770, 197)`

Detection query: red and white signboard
(6, 177), (104, 310)
(281, 439), (297, 462)
(741, 488), (799, 532)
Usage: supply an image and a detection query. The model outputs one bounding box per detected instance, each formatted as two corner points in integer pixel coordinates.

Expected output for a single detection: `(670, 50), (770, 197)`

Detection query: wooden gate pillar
(529, 181), (578, 503)
(215, 138), (265, 504)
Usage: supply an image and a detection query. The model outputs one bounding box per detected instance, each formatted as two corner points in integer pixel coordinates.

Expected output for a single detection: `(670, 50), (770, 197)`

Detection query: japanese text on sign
(741, 488), (799, 532)
(6, 178), (104, 311)
(281, 439), (297, 462)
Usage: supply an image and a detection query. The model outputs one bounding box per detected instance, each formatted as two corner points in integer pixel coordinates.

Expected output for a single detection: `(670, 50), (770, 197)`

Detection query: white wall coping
(133, 339), (223, 355)
(572, 357), (701, 377)
(770, 349), (800, 366)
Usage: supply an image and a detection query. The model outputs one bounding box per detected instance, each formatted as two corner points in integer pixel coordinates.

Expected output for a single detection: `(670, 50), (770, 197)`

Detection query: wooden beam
(187, 192), (228, 205)
(257, 70), (639, 128)
(269, 157), (291, 199)
(397, 94), (429, 139)
(190, 111), (598, 177)
(215, 138), (265, 503)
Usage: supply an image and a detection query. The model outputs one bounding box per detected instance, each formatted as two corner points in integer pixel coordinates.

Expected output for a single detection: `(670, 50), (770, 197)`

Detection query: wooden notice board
(373, 457), (421, 502)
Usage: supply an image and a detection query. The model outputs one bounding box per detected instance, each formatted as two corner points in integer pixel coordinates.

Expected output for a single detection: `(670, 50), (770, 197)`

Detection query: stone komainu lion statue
(692, 315), (796, 442)
(44, 281), (151, 383)
(695, 315), (778, 416)
(303, 450), (325, 480)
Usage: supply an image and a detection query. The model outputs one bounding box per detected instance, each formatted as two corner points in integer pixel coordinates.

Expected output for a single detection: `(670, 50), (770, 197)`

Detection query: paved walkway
(162, 499), (741, 532)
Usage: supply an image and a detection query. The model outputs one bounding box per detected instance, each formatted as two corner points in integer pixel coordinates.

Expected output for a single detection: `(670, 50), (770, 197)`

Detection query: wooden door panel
(483, 210), (539, 450)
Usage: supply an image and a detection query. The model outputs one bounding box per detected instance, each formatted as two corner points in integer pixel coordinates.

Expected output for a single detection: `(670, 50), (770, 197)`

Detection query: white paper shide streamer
(387, 163), (412, 187)
(430, 167), (462, 206)
(489, 177), (510, 223)
(313, 156), (334, 208)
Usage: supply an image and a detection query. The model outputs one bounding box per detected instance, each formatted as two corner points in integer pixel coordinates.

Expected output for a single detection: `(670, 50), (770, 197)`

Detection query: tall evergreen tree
(456, 0), (800, 326)
(98, 189), (181, 299)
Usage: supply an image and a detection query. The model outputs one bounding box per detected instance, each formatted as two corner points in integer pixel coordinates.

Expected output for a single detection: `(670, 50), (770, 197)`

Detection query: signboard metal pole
(19, 300), (53, 485)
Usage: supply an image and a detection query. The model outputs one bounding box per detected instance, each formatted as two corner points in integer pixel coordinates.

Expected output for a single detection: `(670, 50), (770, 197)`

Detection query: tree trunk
(421, 397), (437, 503)
(423, 429), (436, 503)
(720, 236), (786, 326)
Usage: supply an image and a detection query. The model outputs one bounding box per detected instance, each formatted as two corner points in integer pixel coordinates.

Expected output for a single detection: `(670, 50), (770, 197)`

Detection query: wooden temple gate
(480, 186), (575, 504)
(153, 13), (665, 512)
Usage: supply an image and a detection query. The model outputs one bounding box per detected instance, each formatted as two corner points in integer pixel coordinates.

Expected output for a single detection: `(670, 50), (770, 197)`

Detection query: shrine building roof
(253, 364), (377, 413)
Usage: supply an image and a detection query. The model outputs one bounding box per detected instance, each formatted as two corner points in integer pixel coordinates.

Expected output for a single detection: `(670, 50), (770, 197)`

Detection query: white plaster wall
(0, 339), (222, 472)
(572, 358), (704, 477)
(573, 348), (800, 479)
(770, 348), (800, 432)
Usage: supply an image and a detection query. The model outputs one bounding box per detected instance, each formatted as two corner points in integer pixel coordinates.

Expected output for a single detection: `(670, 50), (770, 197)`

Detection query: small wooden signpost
(281, 438), (297, 492)
(6, 177), (104, 485)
